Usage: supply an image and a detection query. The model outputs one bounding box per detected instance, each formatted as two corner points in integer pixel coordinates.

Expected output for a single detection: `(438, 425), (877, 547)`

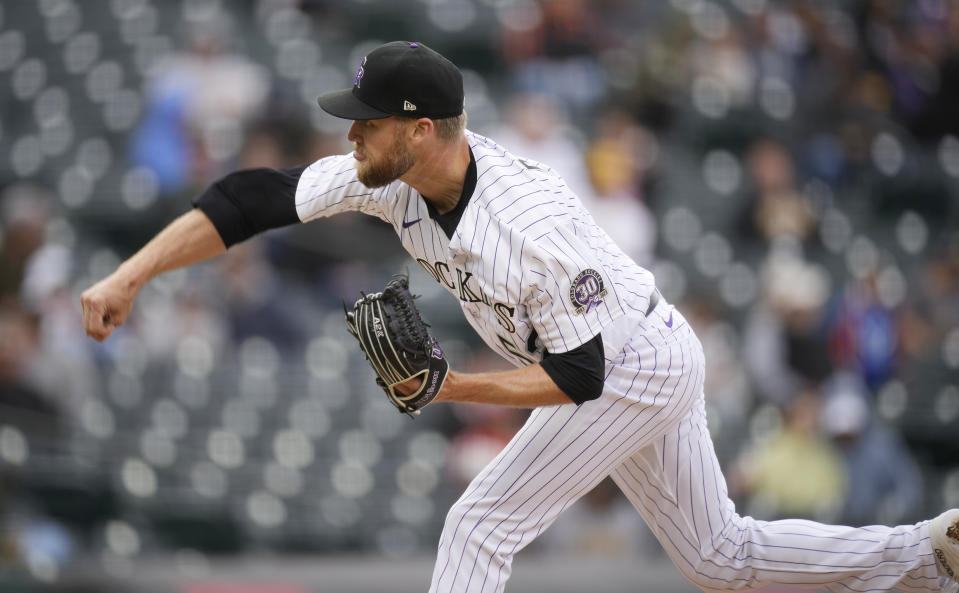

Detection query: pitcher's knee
(669, 546), (764, 593)
(445, 495), (478, 526)
(673, 519), (762, 592)
(439, 493), (533, 557)
(439, 495), (488, 545)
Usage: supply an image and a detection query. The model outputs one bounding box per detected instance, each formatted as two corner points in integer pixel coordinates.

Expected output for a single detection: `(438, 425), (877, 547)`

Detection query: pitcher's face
(348, 117), (415, 188)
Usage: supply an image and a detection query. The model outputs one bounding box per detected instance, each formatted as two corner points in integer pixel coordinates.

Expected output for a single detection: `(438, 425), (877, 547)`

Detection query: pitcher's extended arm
(81, 209), (225, 342)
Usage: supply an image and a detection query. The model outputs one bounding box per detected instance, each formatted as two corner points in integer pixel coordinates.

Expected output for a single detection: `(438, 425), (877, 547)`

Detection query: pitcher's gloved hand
(344, 275), (448, 416)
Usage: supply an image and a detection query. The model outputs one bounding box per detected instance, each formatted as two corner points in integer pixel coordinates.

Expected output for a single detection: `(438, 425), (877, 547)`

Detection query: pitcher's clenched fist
(79, 209), (225, 343)
(80, 272), (139, 342)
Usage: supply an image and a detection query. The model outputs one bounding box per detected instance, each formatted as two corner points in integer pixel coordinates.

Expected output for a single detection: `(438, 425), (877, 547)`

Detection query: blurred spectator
(896, 299), (939, 367)
(18, 242), (100, 418)
(499, 0), (610, 120)
(216, 241), (305, 351)
(0, 186), (53, 302)
(742, 249), (833, 404)
(236, 115), (315, 171)
(488, 92), (593, 201)
(130, 15), (270, 194)
(0, 185), (89, 419)
(859, 1), (959, 143)
(4, 503), (75, 582)
(911, 10), (959, 142)
(690, 22), (755, 111)
(0, 302), (52, 416)
(584, 109), (658, 266)
(916, 239), (959, 334)
(736, 139), (818, 250)
(731, 387), (846, 522)
(821, 372), (924, 526)
(827, 272), (899, 390)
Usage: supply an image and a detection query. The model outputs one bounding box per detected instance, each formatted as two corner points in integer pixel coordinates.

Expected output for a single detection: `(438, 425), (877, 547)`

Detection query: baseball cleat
(931, 509), (959, 585)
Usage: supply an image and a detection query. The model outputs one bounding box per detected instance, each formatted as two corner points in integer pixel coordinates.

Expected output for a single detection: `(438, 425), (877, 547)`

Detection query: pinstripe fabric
(429, 306), (941, 593)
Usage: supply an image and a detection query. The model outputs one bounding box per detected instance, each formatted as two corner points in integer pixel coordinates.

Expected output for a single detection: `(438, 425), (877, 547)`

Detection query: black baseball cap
(317, 41), (464, 120)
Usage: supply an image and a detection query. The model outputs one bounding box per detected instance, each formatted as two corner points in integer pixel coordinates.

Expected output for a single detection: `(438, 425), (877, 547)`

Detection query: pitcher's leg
(429, 404), (607, 593)
(429, 326), (705, 593)
(612, 400), (942, 593)
(429, 400), (681, 593)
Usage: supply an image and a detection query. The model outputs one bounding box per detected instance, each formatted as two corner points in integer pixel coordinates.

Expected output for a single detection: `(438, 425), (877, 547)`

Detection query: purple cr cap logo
(570, 269), (608, 315)
(354, 56), (367, 88)
(410, 42), (419, 48)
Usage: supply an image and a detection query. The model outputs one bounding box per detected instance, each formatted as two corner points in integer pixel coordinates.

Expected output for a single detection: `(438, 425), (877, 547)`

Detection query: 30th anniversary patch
(570, 268), (607, 315)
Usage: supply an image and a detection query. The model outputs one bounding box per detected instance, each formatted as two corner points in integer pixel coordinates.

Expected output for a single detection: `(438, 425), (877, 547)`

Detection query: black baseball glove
(344, 275), (449, 415)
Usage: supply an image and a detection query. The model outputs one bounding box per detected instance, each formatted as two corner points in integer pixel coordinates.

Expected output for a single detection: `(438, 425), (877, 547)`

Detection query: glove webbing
(357, 294), (408, 386)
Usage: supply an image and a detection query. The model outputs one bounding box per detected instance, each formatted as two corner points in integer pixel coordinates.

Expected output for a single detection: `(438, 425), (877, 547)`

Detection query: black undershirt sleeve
(192, 165), (306, 247)
(539, 332), (605, 405)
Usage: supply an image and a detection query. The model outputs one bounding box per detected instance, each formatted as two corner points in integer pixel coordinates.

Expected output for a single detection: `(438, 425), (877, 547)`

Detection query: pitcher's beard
(356, 132), (415, 188)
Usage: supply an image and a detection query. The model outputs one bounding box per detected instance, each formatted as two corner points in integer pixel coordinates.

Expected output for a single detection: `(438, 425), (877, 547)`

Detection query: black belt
(645, 289), (661, 316)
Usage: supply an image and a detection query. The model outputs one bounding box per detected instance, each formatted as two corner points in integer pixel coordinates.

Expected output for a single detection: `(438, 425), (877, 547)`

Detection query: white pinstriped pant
(429, 305), (942, 593)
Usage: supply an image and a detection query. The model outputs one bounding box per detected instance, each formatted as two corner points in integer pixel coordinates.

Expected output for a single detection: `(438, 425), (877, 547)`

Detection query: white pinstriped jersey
(295, 130), (657, 366)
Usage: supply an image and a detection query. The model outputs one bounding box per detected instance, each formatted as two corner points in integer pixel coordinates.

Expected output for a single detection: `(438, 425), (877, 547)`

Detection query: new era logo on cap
(316, 41), (464, 121)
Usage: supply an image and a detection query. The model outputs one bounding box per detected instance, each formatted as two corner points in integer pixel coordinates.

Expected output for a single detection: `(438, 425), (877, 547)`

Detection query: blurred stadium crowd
(0, 0), (958, 588)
